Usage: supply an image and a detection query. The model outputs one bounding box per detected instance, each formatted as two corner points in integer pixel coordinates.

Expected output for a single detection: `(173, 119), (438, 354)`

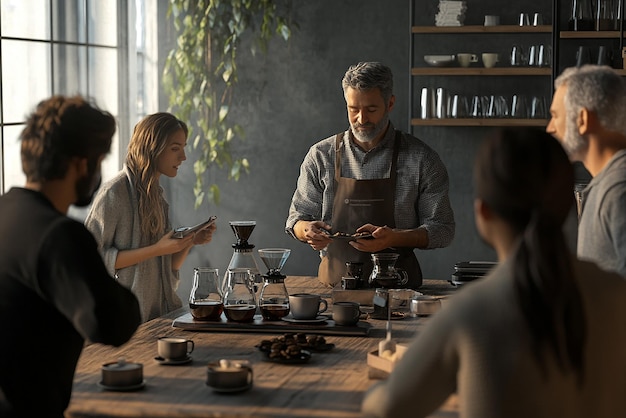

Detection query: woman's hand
(155, 230), (194, 255)
(192, 223), (216, 245)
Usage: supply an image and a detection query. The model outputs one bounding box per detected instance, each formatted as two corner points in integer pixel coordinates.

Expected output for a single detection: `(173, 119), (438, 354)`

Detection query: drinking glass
(450, 95), (468, 118)
(511, 94), (529, 118)
(518, 12), (530, 26)
(536, 45), (551, 67)
(528, 45), (538, 66)
(470, 95), (482, 118)
(510, 45), (526, 66)
(530, 96), (547, 119)
(576, 45), (592, 67)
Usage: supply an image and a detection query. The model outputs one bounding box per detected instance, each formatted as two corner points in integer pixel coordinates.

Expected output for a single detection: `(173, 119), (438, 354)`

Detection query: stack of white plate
(435, 0), (467, 27)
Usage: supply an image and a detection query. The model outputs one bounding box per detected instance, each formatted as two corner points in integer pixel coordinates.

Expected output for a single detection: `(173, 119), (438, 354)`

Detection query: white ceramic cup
(484, 15), (500, 26)
(457, 53), (478, 68)
(157, 337), (194, 360)
(482, 53), (499, 68)
(288, 293), (328, 320)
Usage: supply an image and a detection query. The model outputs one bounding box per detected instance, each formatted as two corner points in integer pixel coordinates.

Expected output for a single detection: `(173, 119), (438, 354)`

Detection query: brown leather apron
(317, 131), (422, 289)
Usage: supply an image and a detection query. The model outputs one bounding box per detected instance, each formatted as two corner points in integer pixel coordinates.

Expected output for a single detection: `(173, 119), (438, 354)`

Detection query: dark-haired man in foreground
(0, 95), (141, 417)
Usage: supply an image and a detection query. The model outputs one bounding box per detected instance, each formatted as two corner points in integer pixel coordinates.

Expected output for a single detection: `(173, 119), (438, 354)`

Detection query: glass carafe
(368, 253), (408, 288)
(258, 248), (291, 320)
(223, 268), (257, 323)
(189, 267), (223, 321)
(259, 277), (290, 320)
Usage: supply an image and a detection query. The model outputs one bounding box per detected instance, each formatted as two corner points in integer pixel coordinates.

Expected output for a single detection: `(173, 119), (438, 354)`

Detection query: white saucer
(207, 382), (253, 393)
(281, 315), (328, 324)
(98, 380), (146, 392)
(154, 355), (192, 365)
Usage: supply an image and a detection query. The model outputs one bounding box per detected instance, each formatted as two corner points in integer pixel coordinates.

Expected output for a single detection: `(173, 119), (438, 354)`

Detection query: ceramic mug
(288, 293), (328, 320)
(158, 337), (194, 360)
(484, 15), (500, 26)
(482, 53), (499, 68)
(457, 53), (478, 68)
(333, 301), (361, 326)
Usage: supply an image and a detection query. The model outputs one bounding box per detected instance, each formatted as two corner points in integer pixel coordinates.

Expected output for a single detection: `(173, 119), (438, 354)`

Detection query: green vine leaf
(164, 0), (294, 208)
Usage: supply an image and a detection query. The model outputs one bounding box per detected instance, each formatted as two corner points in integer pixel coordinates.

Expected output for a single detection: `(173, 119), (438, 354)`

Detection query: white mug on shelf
(484, 15), (500, 26)
(481, 53), (499, 68)
(457, 53), (478, 68)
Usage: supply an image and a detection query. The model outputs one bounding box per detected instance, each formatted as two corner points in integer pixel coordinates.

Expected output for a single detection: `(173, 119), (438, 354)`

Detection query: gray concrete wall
(160, 0), (573, 302)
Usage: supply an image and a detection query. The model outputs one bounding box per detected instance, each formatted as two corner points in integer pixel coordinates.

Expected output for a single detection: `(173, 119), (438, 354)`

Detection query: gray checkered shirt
(286, 122), (455, 249)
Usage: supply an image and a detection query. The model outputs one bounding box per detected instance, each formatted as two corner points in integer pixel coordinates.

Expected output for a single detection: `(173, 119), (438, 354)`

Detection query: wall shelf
(411, 118), (548, 127)
(560, 31), (622, 38)
(411, 67), (552, 76)
(412, 25), (552, 34)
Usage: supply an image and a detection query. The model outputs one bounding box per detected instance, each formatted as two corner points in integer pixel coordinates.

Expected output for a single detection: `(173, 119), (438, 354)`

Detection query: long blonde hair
(125, 113), (188, 241)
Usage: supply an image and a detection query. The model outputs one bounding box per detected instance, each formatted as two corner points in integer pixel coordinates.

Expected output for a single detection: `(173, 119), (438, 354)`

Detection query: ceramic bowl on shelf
(423, 55), (456, 67)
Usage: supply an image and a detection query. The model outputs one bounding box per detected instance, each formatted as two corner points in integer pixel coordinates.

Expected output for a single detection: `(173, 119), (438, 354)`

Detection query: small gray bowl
(101, 359), (143, 387)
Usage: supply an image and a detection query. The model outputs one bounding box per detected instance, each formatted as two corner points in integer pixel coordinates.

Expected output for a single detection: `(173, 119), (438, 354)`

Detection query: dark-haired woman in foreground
(362, 128), (626, 417)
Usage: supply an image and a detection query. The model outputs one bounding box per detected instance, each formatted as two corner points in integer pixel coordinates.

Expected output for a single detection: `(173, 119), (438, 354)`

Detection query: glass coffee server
(257, 248), (291, 320)
(222, 268), (257, 323)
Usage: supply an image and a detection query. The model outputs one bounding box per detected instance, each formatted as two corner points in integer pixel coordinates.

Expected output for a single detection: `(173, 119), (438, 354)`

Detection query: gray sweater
(362, 257), (626, 418)
(85, 168), (182, 322)
(578, 149), (626, 278)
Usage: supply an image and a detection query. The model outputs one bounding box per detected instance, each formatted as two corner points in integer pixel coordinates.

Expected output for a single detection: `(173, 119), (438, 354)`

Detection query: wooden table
(66, 277), (459, 418)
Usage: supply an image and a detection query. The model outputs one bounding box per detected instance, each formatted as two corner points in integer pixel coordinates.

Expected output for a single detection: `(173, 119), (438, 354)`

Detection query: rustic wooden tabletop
(66, 277), (459, 418)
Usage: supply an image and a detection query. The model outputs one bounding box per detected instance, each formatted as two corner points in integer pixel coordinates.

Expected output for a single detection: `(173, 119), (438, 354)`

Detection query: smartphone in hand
(173, 216), (217, 239)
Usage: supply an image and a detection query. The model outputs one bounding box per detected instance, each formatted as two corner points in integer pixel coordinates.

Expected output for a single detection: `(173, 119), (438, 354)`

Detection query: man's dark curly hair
(20, 95), (116, 182)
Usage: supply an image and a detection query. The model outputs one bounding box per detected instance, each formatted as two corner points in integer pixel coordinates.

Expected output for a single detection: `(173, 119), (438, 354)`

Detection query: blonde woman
(86, 113), (215, 322)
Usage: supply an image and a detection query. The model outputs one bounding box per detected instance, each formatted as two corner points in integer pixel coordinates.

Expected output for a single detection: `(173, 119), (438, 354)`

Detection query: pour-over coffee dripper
(258, 248), (291, 321)
(258, 248), (291, 277)
(225, 221), (262, 290)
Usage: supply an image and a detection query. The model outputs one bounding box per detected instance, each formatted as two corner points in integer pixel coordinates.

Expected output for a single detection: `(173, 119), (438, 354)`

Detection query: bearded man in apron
(286, 62), (455, 289)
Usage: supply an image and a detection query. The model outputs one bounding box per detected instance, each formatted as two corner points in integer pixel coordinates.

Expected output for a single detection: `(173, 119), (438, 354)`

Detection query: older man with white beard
(547, 65), (626, 278)
(286, 62), (455, 289)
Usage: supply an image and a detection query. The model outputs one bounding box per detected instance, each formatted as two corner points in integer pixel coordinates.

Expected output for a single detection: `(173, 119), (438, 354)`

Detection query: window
(0, 0), (157, 216)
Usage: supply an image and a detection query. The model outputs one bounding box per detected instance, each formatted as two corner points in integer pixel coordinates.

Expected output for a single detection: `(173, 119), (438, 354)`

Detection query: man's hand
(297, 220), (332, 251)
(350, 224), (394, 253)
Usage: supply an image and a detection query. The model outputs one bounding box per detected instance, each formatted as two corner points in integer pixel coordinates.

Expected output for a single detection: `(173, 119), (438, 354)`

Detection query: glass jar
(223, 268), (257, 323)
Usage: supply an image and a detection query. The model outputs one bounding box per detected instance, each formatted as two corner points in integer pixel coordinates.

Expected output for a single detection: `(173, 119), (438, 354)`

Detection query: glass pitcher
(223, 268), (257, 323)
(189, 267), (223, 321)
(368, 253), (408, 288)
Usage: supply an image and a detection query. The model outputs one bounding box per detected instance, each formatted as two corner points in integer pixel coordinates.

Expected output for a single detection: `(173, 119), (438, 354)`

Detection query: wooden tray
(172, 313), (371, 336)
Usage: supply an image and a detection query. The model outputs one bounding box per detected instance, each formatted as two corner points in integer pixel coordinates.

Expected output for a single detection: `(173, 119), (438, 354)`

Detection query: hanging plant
(163, 0), (293, 207)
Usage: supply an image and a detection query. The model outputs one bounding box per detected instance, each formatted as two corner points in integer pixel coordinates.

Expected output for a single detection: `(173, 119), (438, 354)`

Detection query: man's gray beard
(351, 112), (389, 143)
(563, 118), (588, 160)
